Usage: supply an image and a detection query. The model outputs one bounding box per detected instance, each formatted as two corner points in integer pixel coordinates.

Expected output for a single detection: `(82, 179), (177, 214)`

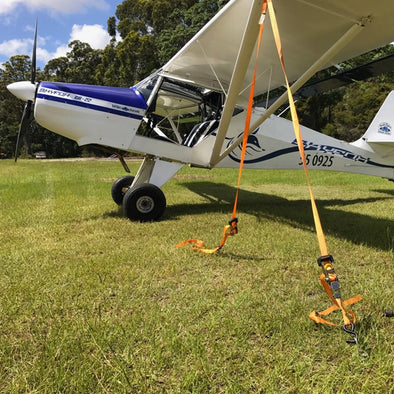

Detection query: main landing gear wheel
(122, 183), (166, 222)
(111, 175), (135, 205)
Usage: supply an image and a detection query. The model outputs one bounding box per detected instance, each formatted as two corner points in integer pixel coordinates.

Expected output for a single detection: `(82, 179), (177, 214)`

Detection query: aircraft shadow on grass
(163, 181), (394, 252)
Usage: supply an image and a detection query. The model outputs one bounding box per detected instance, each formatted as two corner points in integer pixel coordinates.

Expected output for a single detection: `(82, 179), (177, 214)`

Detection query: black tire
(111, 175), (135, 205)
(122, 183), (166, 222)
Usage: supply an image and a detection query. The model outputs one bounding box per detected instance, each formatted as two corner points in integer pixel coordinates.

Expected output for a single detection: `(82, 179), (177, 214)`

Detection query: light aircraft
(7, 0), (394, 221)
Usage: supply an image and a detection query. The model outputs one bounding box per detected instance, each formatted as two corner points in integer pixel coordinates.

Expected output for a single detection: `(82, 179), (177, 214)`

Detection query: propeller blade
(31, 20), (37, 84)
(14, 20), (38, 162)
(14, 101), (33, 162)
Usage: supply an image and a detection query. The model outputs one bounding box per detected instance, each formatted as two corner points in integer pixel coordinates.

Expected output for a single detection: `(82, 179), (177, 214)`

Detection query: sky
(0, 0), (121, 69)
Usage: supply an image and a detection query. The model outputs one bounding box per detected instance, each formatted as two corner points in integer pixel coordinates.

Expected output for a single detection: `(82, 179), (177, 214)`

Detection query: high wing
(162, 0), (394, 106)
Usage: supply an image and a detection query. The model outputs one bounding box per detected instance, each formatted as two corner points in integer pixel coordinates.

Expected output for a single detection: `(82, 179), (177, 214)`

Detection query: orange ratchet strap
(177, 1), (268, 254)
(267, 0), (361, 336)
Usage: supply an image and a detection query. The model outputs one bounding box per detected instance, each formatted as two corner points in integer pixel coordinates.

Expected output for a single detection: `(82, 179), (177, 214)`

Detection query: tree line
(0, 0), (393, 158)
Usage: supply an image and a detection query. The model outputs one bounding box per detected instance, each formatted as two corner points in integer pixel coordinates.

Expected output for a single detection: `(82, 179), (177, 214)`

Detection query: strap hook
(343, 322), (358, 345)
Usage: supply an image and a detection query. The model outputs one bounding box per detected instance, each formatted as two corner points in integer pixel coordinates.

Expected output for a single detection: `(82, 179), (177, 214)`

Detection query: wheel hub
(136, 196), (154, 213)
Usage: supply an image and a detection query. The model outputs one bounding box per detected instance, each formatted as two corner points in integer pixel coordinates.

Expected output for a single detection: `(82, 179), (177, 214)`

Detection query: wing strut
(209, 0), (264, 167)
(211, 15), (367, 167)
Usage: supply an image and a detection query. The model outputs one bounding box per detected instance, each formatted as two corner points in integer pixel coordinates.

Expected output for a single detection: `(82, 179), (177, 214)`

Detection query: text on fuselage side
(291, 139), (368, 164)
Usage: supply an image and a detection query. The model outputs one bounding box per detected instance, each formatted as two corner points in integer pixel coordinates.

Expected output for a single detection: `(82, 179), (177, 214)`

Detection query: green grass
(0, 159), (393, 392)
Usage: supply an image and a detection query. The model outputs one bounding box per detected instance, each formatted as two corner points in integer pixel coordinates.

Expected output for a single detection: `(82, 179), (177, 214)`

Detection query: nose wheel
(122, 183), (166, 222)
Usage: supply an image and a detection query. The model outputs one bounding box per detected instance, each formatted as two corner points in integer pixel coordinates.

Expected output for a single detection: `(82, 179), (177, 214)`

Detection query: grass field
(0, 159), (393, 392)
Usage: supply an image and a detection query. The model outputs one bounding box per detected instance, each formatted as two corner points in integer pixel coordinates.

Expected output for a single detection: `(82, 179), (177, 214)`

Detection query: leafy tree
(295, 44), (394, 141)
(109, 0), (230, 84)
(323, 76), (394, 141)
(44, 57), (69, 81)
(95, 41), (123, 86)
(157, 0), (230, 63)
(43, 41), (102, 84)
(107, 16), (117, 38)
(0, 56), (33, 156)
(0, 55), (83, 158)
(295, 90), (343, 133)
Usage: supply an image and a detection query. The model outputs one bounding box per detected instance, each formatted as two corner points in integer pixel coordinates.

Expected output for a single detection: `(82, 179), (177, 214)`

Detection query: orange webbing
(308, 274), (362, 326)
(267, 0), (361, 327)
(232, 0), (268, 220)
(178, 1), (267, 254)
(176, 221), (238, 254)
(267, 0), (327, 257)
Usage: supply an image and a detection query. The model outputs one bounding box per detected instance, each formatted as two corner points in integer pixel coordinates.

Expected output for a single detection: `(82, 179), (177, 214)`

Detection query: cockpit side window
(136, 76), (224, 146)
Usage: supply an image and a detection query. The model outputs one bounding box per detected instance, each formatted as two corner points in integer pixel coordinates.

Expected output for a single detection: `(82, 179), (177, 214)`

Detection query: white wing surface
(162, 0), (394, 105)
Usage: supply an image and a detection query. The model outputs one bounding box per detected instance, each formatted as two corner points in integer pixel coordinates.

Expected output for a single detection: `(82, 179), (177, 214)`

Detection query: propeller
(31, 19), (37, 85)
(11, 20), (38, 162)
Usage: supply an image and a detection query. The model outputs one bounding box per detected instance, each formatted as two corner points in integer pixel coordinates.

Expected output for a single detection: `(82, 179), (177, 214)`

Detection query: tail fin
(360, 91), (394, 145)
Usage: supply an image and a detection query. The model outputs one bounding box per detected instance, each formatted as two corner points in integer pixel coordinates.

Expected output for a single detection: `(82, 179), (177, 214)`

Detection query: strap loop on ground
(177, 218), (238, 254)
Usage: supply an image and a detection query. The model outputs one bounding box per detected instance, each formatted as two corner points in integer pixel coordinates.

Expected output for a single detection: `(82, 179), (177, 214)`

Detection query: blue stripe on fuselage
(37, 82), (147, 119)
(229, 145), (394, 169)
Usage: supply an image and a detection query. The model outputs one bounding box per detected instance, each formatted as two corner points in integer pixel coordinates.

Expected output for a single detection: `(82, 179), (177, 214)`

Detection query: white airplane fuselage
(32, 81), (394, 181)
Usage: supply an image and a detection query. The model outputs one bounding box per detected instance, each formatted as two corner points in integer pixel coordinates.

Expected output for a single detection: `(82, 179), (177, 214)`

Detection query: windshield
(134, 70), (161, 103)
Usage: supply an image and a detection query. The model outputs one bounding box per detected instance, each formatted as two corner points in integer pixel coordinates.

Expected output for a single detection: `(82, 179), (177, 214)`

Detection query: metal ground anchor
(343, 322), (358, 345)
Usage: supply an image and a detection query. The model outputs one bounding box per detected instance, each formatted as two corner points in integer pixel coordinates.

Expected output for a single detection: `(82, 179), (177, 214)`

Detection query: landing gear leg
(114, 155), (182, 221)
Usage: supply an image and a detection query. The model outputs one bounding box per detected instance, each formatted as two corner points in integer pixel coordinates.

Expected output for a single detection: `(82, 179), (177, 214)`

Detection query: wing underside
(162, 0), (394, 104)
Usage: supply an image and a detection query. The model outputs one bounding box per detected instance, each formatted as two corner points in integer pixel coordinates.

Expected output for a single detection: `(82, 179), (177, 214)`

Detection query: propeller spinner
(7, 20), (38, 162)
